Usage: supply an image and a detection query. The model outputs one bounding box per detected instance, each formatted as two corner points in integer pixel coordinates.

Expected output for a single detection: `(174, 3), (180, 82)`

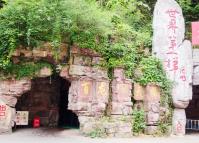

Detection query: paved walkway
(1, 128), (199, 143)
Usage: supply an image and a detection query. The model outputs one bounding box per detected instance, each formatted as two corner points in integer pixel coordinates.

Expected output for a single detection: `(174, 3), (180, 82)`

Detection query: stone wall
(0, 45), (134, 137)
(0, 80), (31, 133)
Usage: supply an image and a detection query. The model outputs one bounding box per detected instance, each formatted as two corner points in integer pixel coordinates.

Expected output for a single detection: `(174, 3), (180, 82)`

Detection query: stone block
(146, 111), (160, 125)
(173, 100), (189, 109)
(133, 83), (145, 101)
(33, 49), (48, 58)
(0, 80), (31, 96)
(0, 99), (13, 134)
(37, 67), (52, 78)
(59, 66), (70, 79)
(69, 65), (108, 79)
(78, 80), (93, 102)
(112, 81), (132, 102)
(145, 84), (160, 102)
(113, 68), (125, 80)
(96, 81), (109, 103)
(144, 102), (160, 113)
(69, 65), (92, 77)
(92, 57), (103, 65)
(92, 67), (108, 79)
(73, 56), (92, 66)
(111, 102), (133, 115)
(145, 126), (158, 135)
(20, 49), (33, 57)
(193, 66), (199, 85)
(1, 96), (17, 107)
(172, 108), (186, 136)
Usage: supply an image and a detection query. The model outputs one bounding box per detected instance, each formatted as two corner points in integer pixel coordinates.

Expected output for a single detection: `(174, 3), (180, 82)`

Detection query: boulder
(0, 98), (14, 134)
(172, 108), (186, 136)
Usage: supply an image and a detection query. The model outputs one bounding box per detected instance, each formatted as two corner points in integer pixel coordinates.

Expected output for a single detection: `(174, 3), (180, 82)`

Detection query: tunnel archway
(15, 75), (79, 129)
(185, 85), (199, 133)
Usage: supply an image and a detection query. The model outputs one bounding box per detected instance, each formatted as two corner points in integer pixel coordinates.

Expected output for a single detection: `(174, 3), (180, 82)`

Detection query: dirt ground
(1, 128), (199, 143)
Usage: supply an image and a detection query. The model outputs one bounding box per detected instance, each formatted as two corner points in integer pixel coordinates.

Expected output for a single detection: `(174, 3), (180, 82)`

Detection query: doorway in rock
(185, 85), (199, 133)
(15, 76), (79, 129)
(58, 77), (79, 129)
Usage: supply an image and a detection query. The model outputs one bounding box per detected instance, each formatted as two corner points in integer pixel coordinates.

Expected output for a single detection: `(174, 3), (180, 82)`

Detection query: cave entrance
(185, 85), (199, 133)
(15, 75), (79, 129)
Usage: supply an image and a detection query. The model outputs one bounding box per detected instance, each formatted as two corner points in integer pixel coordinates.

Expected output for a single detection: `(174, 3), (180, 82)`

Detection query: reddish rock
(59, 66), (70, 79)
(37, 67), (52, 78)
(113, 68), (125, 80)
(73, 56), (92, 66)
(133, 83), (145, 101)
(92, 57), (103, 65)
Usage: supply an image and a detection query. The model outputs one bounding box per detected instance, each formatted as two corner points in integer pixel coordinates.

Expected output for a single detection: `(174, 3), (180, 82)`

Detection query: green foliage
(88, 127), (106, 138)
(0, 0), (153, 78)
(135, 57), (168, 86)
(132, 109), (146, 135)
(157, 108), (173, 136)
(0, 61), (53, 79)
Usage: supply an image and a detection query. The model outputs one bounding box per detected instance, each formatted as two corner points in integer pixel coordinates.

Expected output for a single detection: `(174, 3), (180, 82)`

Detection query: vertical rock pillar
(0, 80), (31, 133)
(153, 0), (193, 135)
(111, 68), (133, 137)
(144, 84), (161, 134)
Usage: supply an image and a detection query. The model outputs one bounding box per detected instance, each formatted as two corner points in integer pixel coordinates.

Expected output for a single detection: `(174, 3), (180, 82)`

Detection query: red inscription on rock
(0, 105), (6, 116)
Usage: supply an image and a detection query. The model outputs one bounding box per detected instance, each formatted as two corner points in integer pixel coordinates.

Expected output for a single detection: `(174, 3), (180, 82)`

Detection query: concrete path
(1, 128), (199, 143)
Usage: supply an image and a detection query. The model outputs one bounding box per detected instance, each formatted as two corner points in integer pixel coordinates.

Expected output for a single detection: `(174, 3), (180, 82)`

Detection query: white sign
(15, 111), (29, 125)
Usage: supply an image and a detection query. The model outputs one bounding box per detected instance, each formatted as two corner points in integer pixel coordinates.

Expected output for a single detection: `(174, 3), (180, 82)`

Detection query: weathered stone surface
(69, 65), (108, 79)
(0, 98), (13, 134)
(153, 0), (185, 60)
(20, 49), (33, 57)
(1, 96), (17, 107)
(146, 111), (160, 125)
(144, 84), (160, 125)
(59, 66), (70, 79)
(71, 45), (100, 57)
(133, 83), (145, 101)
(37, 67), (52, 78)
(145, 126), (158, 135)
(0, 80), (31, 96)
(68, 79), (109, 116)
(172, 40), (193, 108)
(111, 102), (133, 115)
(113, 68), (125, 81)
(193, 66), (199, 85)
(145, 84), (160, 102)
(79, 116), (132, 137)
(172, 108), (186, 136)
(33, 49), (48, 58)
(92, 57), (104, 65)
(73, 56), (92, 66)
(193, 49), (199, 66)
(153, 0), (193, 135)
(111, 68), (133, 116)
(153, 0), (193, 108)
(112, 81), (132, 102)
(96, 81), (109, 102)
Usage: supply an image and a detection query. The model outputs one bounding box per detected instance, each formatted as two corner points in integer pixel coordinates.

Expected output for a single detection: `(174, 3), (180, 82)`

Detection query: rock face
(0, 99), (13, 134)
(0, 46), (133, 137)
(172, 109), (186, 135)
(193, 49), (199, 85)
(111, 68), (133, 116)
(153, 0), (193, 135)
(0, 80), (31, 133)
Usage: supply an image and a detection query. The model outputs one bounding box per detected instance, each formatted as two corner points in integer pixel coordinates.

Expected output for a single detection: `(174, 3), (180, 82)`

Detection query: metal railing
(186, 119), (199, 130)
